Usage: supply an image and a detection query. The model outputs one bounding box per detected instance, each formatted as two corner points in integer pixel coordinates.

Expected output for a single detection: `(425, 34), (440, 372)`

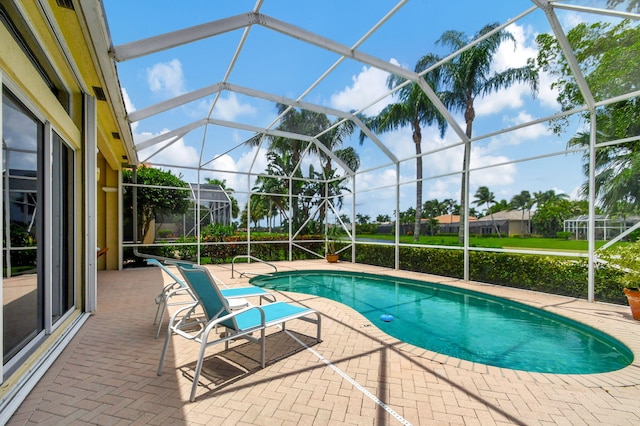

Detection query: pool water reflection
(250, 270), (633, 374)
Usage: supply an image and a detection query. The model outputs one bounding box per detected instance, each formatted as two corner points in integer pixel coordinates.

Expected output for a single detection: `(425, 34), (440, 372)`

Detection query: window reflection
(2, 90), (43, 364)
(51, 132), (74, 323)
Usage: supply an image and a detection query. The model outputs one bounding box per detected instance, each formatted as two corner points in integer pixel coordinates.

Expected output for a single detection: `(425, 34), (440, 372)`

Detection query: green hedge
(354, 245), (626, 305)
(130, 237), (626, 305)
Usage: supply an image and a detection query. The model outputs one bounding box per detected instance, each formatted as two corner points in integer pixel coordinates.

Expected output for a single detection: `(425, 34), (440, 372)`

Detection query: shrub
(598, 242), (640, 290)
(353, 244), (627, 305)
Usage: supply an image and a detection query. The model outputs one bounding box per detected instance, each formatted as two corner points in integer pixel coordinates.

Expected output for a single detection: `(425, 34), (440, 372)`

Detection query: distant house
(469, 210), (530, 237)
(375, 214), (480, 235)
(434, 215), (477, 234)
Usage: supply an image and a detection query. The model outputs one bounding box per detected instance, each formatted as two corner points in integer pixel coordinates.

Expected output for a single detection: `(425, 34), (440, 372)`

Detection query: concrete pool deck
(8, 260), (640, 425)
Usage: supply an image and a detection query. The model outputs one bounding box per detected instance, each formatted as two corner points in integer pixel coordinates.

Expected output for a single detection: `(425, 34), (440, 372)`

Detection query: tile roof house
(469, 210), (531, 237)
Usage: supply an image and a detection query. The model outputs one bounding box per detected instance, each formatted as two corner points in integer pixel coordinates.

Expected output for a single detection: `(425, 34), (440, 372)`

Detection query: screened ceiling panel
(100, 0), (640, 220)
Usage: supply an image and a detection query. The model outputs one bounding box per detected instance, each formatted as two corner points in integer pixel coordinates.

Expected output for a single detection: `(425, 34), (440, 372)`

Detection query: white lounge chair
(157, 263), (321, 401)
(147, 258), (275, 338)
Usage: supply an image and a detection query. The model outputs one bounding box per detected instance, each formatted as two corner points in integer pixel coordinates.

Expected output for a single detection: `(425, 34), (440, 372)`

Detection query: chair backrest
(177, 264), (238, 330)
(146, 258), (187, 288)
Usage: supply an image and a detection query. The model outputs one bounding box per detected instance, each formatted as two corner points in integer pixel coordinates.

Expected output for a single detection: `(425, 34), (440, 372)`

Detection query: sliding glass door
(2, 88), (76, 371)
(2, 90), (43, 365)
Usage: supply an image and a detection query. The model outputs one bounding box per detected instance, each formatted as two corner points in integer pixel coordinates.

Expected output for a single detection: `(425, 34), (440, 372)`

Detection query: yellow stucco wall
(1, 1), (134, 414)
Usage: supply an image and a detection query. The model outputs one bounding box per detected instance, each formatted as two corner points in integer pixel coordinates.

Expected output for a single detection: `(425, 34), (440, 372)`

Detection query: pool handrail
(231, 255), (277, 278)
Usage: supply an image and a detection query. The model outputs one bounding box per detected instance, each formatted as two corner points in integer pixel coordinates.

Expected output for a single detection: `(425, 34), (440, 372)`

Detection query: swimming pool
(250, 270), (634, 374)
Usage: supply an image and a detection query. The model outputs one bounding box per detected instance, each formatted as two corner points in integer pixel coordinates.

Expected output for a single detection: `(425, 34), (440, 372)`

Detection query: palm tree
(423, 199), (442, 235)
(246, 105), (321, 232)
(253, 151), (297, 229)
(356, 213), (370, 225)
(440, 198), (459, 234)
(376, 214), (391, 223)
(360, 64), (446, 242)
(264, 105), (358, 232)
(487, 199), (509, 215)
(317, 146), (360, 227)
(568, 130), (640, 213)
(473, 186), (500, 237)
(425, 23), (539, 243)
(533, 189), (569, 209)
(510, 190), (532, 237)
(442, 198), (457, 221)
(607, 0), (640, 12)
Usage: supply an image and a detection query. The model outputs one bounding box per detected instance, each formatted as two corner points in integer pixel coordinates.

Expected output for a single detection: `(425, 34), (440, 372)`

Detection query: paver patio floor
(8, 260), (640, 425)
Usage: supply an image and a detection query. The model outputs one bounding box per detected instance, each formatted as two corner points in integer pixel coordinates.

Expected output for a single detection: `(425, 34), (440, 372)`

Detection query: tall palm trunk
(291, 147), (302, 231)
(458, 98), (474, 244)
(413, 121), (423, 242)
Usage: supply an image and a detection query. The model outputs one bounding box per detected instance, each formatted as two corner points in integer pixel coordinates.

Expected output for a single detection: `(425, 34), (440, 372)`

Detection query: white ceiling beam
(203, 118), (354, 174)
(128, 80), (399, 164)
(549, 1), (640, 20)
(128, 83), (224, 123)
(226, 84), (397, 162)
(114, 11), (468, 143)
(258, 14), (469, 143)
(140, 134), (183, 164)
(135, 119), (206, 150)
(77, 0), (138, 164)
(534, 0), (595, 108)
(111, 13), (255, 61)
(206, 117), (315, 142)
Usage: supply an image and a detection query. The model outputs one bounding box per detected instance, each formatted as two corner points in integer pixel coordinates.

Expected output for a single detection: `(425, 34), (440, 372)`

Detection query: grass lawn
(356, 233), (610, 252)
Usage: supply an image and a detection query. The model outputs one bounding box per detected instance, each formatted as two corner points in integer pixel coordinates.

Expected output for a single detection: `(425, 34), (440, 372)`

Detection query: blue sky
(102, 0), (624, 220)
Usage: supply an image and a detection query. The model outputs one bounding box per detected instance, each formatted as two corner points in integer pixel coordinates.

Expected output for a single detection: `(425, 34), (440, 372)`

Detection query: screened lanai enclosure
(105, 0), (640, 303)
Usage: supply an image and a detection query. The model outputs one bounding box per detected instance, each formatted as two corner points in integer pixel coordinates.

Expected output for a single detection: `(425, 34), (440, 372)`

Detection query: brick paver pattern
(8, 260), (640, 425)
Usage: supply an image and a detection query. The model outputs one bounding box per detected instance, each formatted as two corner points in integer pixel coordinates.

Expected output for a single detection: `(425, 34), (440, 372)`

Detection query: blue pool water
(250, 270), (634, 374)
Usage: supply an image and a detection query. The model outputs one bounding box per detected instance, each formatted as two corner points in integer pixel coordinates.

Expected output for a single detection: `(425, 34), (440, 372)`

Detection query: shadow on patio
(8, 260), (640, 425)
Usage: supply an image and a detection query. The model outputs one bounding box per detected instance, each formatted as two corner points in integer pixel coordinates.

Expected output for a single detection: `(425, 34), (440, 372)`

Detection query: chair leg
(155, 303), (167, 339)
(260, 327), (266, 368)
(157, 325), (172, 376)
(153, 295), (164, 325)
(190, 332), (211, 402)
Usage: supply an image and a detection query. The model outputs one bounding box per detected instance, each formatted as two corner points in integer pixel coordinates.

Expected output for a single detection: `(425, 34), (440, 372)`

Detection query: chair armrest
(168, 303), (205, 340)
(165, 286), (195, 300)
(203, 305), (267, 336)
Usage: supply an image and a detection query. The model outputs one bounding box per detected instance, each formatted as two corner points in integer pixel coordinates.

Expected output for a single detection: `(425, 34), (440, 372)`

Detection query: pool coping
(260, 260), (640, 390)
(10, 259), (640, 425)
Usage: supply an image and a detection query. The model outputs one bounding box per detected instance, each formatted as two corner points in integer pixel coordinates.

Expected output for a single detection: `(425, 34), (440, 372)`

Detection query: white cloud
(211, 93), (257, 121)
(475, 23), (541, 117)
(121, 87), (135, 114)
(470, 154), (517, 188)
(537, 68), (561, 109)
(147, 59), (186, 97)
(352, 122), (519, 216)
(329, 59), (399, 115)
(484, 111), (552, 152)
(425, 178), (460, 201)
(121, 87), (138, 133)
(355, 167), (397, 193)
(494, 23), (536, 71)
(136, 131), (198, 170)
